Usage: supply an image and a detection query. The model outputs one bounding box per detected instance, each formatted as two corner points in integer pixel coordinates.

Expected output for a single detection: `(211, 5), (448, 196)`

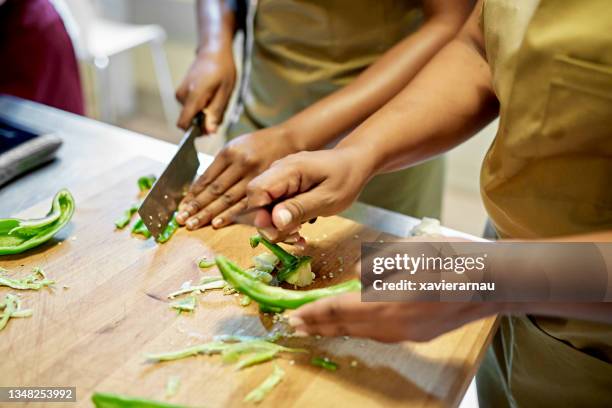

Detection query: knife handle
(192, 111), (205, 130)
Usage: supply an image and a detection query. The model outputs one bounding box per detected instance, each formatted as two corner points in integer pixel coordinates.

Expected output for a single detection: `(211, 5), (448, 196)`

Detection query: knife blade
(138, 113), (204, 238)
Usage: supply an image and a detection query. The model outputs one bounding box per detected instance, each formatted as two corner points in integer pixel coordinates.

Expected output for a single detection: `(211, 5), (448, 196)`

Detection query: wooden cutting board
(0, 157), (496, 408)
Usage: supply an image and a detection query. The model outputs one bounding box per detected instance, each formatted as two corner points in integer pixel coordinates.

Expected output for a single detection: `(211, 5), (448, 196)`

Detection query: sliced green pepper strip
(170, 296), (196, 313)
(115, 203), (140, 229)
(311, 356), (338, 371)
(198, 257), (216, 269)
(145, 341), (229, 362)
(0, 189), (75, 255)
(243, 364), (285, 404)
(0, 293), (33, 331)
(236, 349), (278, 370)
(216, 256), (361, 310)
(156, 214), (179, 243)
(164, 376), (181, 398)
(92, 392), (186, 408)
(137, 175), (157, 192)
(145, 339), (305, 364)
(0, 267), (55, 290)
(131, 218), (152, 239)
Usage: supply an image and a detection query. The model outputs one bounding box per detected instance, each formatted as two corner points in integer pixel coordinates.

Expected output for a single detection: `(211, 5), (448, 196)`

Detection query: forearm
(283, 1), (474, 151)
(336, 9), (499, 175)
(196, 0), (236, 54)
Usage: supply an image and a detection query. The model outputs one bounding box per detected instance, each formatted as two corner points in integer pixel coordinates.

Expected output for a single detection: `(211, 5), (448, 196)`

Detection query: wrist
(333, 145), (378, 186)
(274, 122), (305, 153)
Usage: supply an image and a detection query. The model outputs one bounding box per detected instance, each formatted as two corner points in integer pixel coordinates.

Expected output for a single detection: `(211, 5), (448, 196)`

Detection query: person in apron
(175, 0), (473, 230)
(243, 0), (612, 405)
(0, 0), (84, 115)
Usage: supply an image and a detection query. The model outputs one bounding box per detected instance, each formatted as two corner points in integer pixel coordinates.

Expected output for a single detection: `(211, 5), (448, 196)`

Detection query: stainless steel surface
(139, 114), (202, 238)
(0, 95), (477, 240)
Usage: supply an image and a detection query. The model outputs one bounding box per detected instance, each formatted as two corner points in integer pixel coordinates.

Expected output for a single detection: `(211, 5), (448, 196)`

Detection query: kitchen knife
(138, 113), (204, 238)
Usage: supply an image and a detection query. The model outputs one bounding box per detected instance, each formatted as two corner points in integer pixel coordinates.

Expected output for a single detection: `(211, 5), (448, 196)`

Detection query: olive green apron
(478, 0), (612, 406)
(227, 0), (444, 218)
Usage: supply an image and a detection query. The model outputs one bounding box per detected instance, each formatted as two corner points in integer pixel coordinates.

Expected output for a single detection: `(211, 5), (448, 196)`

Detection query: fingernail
(276, 208), (293, 228)
(292, 330), (309, 338)
(288, 316), (304, 327)
(177, 211), (190, 222)
(186, 218), (199, 229)
(285, 236), (299, 243)
(212, 218), (223, 227)
(259, 227), (278, 241)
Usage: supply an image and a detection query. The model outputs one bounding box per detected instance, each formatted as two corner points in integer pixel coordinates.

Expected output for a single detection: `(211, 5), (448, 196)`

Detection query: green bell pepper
(156, 213), (178, 243)
(92, 392), (186, 408)
(115, 203), (140, 229)
(131, 218), (152, 239)
(0, 189), (75, 255)
(311, 356), (338, 371)
(215, 255), (361, 310)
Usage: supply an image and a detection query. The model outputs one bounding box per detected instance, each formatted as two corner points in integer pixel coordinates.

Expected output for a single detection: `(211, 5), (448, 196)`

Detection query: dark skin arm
(245, 2), (612, 341)
(175, 0), (236, 133)
(175, 0), (475, 230)
(247, 1), (498, 239)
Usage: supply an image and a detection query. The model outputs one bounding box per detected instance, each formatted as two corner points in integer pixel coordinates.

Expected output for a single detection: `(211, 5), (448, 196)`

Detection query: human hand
(175, 48), (236, 133)
(288, 292), (500, 342)
(245, 148), (374, 242)
(176, 126), (299, 229)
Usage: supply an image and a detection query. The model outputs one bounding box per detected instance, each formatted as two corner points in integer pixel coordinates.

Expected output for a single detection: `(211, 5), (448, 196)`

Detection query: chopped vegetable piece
(0, 267), (55, 290)
(0, 189), (75, 255)
(311, 357), (338, 371)
(156, 214), (179, 243)
(243, 364), (285, 404)
(131, 218), (152, 239)
(145, 341), (229, 362)
(137, 175), (157, 192)
(0, 293), (33, 331)
(164, 376), (181, 398)
(170, 296), (197, 313)
(145, 339), (305, 363)
(167, 278), (226, 299)
(115, 203), (140, 229)
(240, 295), (252, 307)
(252, 253), (279, 273)
(236, 349), (278, 370)
(250, 235), (314, 287)
(216, 256), (361, 310)
(198, 275), (224, 285)
(244, 268), (274, 284)
(198, 257), (216, 269)
(92, 392), (185, 408)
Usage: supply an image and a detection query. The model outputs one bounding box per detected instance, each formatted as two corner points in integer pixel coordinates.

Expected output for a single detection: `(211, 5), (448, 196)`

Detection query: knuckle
(284, 200), (306, 222)
(208, 183), (224, 195)
(198, 209), (212, 223)
(221, 192), (235, 205)
(326, 302), (339, 318)
(186, 200), (201, 213)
